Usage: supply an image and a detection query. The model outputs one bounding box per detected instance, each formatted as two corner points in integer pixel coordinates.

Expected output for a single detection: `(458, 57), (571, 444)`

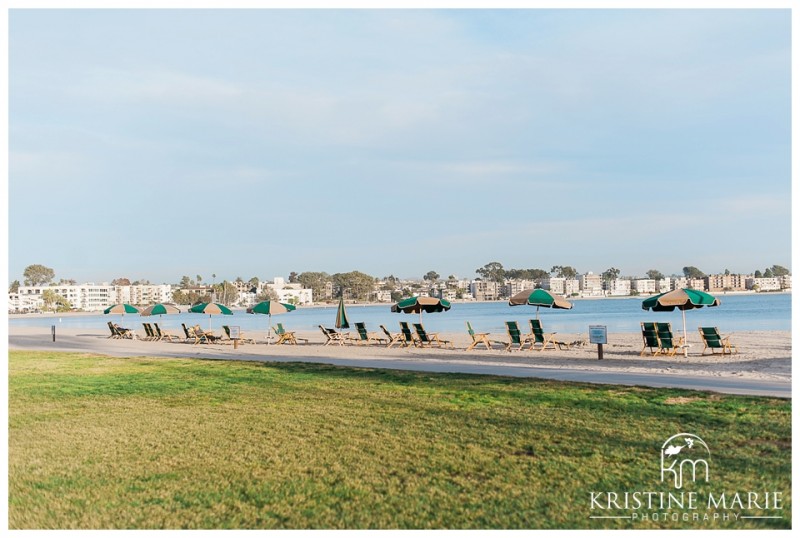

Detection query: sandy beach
(8, 324), (791, 397)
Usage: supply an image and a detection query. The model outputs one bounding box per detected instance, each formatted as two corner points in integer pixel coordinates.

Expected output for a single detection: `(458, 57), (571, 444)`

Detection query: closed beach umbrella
(139, 303), (181, 317)
(642, 288), (720, 356)
(508, 289), (572, 319)
(104, 303), (139, 325)
(189, 302), (233, 330)
(392, 296), (451, 323)
(335, 296), (350, 329)
(247, 300), (296, 343)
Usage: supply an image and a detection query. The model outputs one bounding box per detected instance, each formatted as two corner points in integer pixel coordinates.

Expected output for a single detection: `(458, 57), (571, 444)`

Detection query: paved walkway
(8, 332), (791, 399)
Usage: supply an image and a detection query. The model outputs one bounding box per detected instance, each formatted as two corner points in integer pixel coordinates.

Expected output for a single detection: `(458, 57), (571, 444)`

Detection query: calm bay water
(9, 293), (791, 336)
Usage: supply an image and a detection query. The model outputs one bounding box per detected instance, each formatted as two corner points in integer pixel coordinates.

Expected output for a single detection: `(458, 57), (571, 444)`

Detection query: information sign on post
(589, 325), (607, 360)
(230, 326), (241, 349)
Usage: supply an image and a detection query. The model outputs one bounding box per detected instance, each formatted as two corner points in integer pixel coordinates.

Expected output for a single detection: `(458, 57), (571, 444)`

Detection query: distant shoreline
(8, 290), (790, 320)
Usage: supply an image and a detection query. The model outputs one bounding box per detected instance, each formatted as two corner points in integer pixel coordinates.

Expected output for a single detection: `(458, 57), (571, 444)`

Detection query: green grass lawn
(8, 350), (791, 530)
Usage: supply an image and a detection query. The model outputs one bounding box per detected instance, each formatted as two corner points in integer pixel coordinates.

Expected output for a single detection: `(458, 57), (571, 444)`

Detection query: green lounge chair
(223, 325), (256, 344)
(182, 323), (207, 345)
(353, 322), (386, 345)
(640, 322), (660, 356)
(466, 321), (503, 351)
(274, 323), (307, 344)
(107, 321), (121, 339)
(398, 321), (418, 347)
(319, 325), (345, 346)
(655, 322), (684, 356)
(412, 323), (453, 348)
(380, 324), (405, 348)
(698, 327), (737, 355)
(154, 323), (180, 342)
(142, 323), (157, 341)
(112, 322), (133, 339)
(529, 319), (569, 351)
(504, 321), (530, 351)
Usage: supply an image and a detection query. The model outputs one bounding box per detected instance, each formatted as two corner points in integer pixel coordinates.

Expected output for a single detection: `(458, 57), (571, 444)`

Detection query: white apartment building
(264, 277), (313, 305)
(374, 290), (393, 303)
(470, 280), (500, 301)
(579, 273), (604, 297)
(504, 280), (536, 297)
(632, 279), (657, 295)
(128, 285), (172, 305)
(605, 278), (631, 296)
(657, 278), (672, 293)
(541, 277), (580, 297)
(671, 277), (706, 291)
(15, 283), (173, 311)
(8, 292), (44, 313)
(436, 288), (458, 302)
(746, 277), (781, 292)
(18, 284), (118, 311)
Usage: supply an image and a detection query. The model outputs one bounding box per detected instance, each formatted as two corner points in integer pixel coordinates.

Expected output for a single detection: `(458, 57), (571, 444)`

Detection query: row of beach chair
(640, 322), (737, 356)
(109, 319), (736, 356)
(318, 322), (455, 348)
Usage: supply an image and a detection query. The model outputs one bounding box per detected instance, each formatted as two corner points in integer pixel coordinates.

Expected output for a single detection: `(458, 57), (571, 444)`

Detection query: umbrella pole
(267, 314), (272, 345)
(682, 310), (688, 357)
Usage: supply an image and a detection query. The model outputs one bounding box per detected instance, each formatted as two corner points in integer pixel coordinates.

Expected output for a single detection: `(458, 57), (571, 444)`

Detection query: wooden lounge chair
(319, 325), (346, 346)
(398, 322), (418, 347)
(380, 324), (406, 348)
(655, 322), (684, 356)
(274, 323), (308, 344)
(640, 322), (660, 356)
(182, 323), (207, 345)
(154, 323), (180, 342)
(412, 323), (453, 348)
(698, 327), (737, 355)
(107, 321), (121, 339)
(195, 327), (221, 344)
(465, 321), (502, 351)
(113, 323), (134, 339)
(528, 319), (570, 351)
(353, 322), (387, 345)
(504, 321), (531, 351)
(222, 325), (256, 344)
(142, 323), (157, 341)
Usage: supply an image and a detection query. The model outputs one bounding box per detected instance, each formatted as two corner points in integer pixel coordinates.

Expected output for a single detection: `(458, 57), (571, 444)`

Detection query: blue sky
(7, 8), (792, 285)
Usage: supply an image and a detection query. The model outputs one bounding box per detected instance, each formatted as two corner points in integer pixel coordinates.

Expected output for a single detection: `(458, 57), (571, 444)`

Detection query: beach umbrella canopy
(139, 303), (181, 317)
(335, 296), (350, 329)
(392, 296), (451, 323)
(508, 289), (572, 319)
(104, 303), (140, 315)
(189, 302), (233, 330)
(641, 288), (720, 312)
(103, 303), (139, 326)
(247, 300), (296, 343)
(642, 288), (720, 356)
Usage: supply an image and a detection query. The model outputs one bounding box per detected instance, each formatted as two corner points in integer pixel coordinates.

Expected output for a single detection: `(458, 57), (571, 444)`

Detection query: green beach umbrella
(189, 302), (233, 330)
(335, 296), (350, 329)
(104, 303), (139, 326)
(508, 288), (573, 319)
(642, 288), (720, 356)
(104, 303), (140, 315)
(247, 300), (296, 343)
(392, 296), (451, 323)
(139, 303), (181, 317)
